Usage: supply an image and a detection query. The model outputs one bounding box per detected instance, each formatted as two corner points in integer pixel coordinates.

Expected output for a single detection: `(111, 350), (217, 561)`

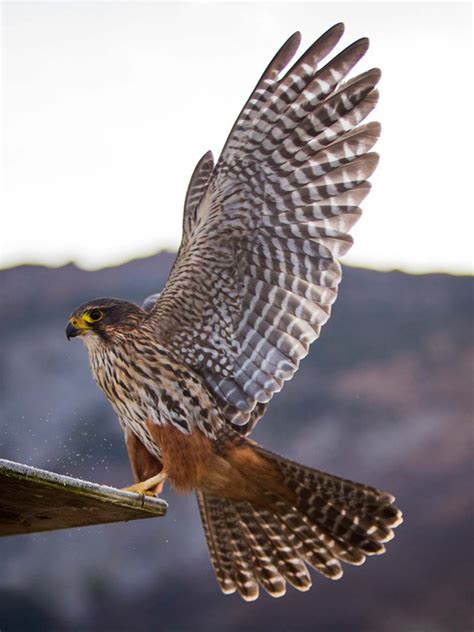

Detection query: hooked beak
(66, 321), (78, 340)
(66, 320), (84, 340)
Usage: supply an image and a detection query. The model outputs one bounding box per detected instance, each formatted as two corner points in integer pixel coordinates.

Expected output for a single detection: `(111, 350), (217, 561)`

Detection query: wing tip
(278, 31), (302, 68)
(330, 22), (345, 36)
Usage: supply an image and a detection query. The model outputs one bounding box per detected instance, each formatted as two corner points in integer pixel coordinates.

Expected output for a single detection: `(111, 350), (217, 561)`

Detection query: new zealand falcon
(66, 24), (402, 600)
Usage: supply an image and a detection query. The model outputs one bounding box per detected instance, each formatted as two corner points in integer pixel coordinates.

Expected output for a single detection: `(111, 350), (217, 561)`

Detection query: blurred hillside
(0, 255), (472, 632)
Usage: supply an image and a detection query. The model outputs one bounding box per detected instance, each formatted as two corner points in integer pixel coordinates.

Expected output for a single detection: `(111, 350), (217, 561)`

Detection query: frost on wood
(0, 459), (167, 536)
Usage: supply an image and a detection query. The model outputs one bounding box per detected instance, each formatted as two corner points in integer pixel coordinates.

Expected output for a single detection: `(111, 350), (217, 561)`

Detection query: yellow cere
(69, 316), (88, 330)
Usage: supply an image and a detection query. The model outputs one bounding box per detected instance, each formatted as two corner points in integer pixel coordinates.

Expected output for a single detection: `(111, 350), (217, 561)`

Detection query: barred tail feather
(198, 446), (402, 600)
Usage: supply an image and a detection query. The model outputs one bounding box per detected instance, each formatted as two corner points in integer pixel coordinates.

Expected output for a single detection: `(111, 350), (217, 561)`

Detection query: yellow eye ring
(83, 309), (103, 323)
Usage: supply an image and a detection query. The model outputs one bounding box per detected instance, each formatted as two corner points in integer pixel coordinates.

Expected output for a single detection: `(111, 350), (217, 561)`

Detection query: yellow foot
(123, 486), (156, 498)
(122, 471), (167, 497)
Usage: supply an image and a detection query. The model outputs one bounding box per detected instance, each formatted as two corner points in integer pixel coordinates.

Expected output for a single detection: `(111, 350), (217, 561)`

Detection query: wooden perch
(0, 459), (167, 536)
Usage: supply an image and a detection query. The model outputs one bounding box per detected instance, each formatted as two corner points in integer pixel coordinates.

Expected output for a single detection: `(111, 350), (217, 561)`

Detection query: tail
(197, 445), (402, 601)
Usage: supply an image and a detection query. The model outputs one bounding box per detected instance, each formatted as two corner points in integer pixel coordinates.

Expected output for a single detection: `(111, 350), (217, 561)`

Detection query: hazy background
(1, 2), (473, 632)
(0, 260), (472, 632)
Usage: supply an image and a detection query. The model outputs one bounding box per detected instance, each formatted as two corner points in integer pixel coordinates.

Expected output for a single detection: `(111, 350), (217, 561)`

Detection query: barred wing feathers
(150, 23), (381, 429)
(182, 150), (215, 243)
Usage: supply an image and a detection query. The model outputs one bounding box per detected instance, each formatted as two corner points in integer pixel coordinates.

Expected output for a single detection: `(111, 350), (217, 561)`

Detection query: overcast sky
(2, 2), (472, 274)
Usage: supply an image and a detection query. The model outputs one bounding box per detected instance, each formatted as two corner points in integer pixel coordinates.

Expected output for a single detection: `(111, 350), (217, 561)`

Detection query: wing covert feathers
(151, 23), (381, 432)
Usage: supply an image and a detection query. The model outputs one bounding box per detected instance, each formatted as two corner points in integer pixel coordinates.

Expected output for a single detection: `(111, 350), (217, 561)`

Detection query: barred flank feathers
(198, 448), (402, 600)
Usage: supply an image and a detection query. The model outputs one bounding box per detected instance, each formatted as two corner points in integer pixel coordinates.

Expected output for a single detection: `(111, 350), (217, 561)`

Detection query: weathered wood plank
(0, 459), (167, 536)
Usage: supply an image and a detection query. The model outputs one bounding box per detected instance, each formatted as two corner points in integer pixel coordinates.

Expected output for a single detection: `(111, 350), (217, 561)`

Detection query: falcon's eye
(84, 309), (103, 323)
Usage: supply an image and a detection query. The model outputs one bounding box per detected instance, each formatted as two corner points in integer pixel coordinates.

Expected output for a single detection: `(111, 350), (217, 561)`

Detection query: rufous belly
(145, 421), (286, 506)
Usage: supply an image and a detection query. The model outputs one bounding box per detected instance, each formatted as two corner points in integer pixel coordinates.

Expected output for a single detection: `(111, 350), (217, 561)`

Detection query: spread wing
(148, 23), (381, 430)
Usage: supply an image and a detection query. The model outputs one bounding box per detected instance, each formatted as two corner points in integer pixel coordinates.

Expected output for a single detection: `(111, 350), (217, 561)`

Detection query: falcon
(66, 23), (402, 600)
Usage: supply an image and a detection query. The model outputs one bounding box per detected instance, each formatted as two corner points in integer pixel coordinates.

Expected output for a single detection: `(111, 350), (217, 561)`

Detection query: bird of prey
(66, 23), (402, 600)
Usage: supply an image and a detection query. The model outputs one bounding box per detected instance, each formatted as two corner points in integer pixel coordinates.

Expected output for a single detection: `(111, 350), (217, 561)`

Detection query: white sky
(1, 1), (473, 273)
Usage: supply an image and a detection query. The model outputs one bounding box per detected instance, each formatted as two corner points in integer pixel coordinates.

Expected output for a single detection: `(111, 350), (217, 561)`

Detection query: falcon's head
(66, 298), (146, 345)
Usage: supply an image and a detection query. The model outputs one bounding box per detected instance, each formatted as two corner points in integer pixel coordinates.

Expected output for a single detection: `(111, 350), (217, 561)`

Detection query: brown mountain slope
(0, 257), (472, 631)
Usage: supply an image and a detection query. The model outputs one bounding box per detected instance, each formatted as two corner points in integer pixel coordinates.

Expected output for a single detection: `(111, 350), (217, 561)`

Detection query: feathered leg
(123, 430), (166, 495)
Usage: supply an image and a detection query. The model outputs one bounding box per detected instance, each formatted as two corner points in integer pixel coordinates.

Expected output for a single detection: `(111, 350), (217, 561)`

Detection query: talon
(123, 484), (157, 497)
(121, 471), (168, 497)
